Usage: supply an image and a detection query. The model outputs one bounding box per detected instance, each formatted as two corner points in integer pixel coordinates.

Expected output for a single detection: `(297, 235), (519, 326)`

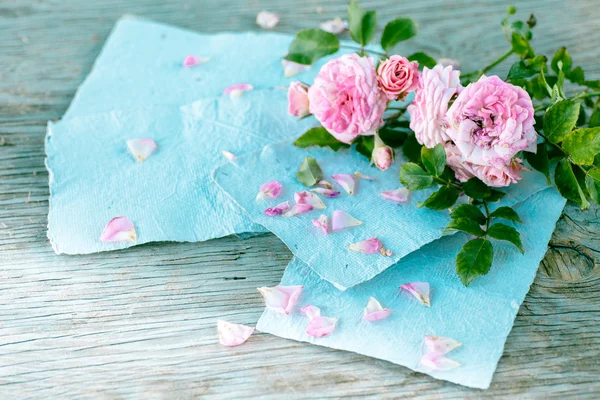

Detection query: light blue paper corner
(46, 91), (314, 254)
(257, 187), (566, 389)
(214, 140), (550, 290)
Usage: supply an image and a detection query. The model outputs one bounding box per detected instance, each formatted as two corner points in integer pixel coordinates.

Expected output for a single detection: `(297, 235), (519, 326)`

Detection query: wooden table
(1, 0), (599, 398)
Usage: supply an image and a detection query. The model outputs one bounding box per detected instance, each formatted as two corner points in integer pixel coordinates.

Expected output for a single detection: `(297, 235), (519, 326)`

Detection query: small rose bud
(372, 134), (394, 171)
(287, 81), (311, 118)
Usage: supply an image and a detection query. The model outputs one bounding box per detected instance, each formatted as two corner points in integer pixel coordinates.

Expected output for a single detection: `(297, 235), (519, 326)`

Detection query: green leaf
(456, 238), (493, 286)
(589, 108), (600, 128)
(293, 127), (349, 151)
(507, 61), (537, 80)
(354, 136), (375, 160)
(527, 14), (537, 28)
(585, 168), (600, 204)
(567, 66), (585, 85)
(348, 1), (377, 46)
(445, 217), (486, 236)
(554, 158), (590, 209)
(378, 128), (407, 148)
(543, 100), (580, 143)
(380, 18), (417, 52)
(562, 127), (600, 165)
(510, 21), (532, 40)
(462, 178), (491, 199)
(296, 157), (323, 187)
(487, 223), (524, 253)
(511, 32), (532, 58)
(489, 206), (522, 223)
(399, 163), (433, 190)
(551, 47), (572, 74)
(402, 134), (422, 164)
(407, 52), (436, 70)
(450, 204), (486, 225)
(421, 144), (446, 176)
(525, 142), (550, 184)
(419, 186), (460, 210)
(486, 189), (507, 202)
(285, 29), (340, 65)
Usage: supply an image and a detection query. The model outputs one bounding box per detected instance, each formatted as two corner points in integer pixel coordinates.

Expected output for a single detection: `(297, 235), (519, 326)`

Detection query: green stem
(483, 200), (490, 238)
(339, 44), (387, 57)
(461, 49), (514, 79)
(571, 91), (600, 101)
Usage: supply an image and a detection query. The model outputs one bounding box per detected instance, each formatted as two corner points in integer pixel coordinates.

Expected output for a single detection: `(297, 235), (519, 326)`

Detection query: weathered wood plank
(1, 0), (599, 398)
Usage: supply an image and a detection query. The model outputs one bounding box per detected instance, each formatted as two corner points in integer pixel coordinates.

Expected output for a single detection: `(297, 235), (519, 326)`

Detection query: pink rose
(308, 54), (387, 144)
(288, 81), (310, 118)
(377, 56), (420, 100)
(372, 134), (393, 171)
(407, 65), (462, 148)
(444, 143), (475, 182)
(446, 75), (537, 167)
(471, 160), (524, 187)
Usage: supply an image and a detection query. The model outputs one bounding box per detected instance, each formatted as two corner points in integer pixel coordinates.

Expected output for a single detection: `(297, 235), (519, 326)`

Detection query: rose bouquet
(285, 2), (600, 285)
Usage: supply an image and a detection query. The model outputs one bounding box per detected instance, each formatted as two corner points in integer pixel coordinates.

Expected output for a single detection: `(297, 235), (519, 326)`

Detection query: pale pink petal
(400, 282), (431, 307)
(319, 17), (348, 34)
(256, 10), (280, 29)
(282, 59), (311, 78)
(223, 83), (254, 97)
(312, 214), (329, 234)
(331, 210), (363, 231)
(310, 187), (341, 198)
(217, 320), (254, 347)
(264, 201), (291, 216)
(306, 316), (338, 338)
(222, 150), (236, 161)
(258, 285), (303, 314)
(348, 238), (382, 254)
(424, 335), (462, 355)
(318, 180), (334, 189)
(294, 191), (326, 209)
(419, 353), (461, 371)
(256, 180), (282, 200)
(354, 172), (377, 181)
(284, 204), (313, 217)
(362, 297), (392, 322)
(381, 188), (410, 203)
(100, 216), (137, 243)
(182, 55), (210, 67)
(300, 304), (321, 320)
(331, 174), (356, 195)
(127, 138), (157, 163)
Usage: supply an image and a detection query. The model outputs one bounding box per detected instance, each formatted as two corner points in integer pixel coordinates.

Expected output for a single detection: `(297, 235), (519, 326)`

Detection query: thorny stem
(461, 49), (515, 79)
(339, 44), (388, 57)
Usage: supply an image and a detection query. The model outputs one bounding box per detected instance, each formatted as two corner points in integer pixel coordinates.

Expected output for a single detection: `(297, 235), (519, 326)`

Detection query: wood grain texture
(1, 0), (599, 398)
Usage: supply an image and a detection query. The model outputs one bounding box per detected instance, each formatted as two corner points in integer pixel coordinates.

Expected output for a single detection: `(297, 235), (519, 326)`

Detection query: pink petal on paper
(222, 150), (236, 161)
(182, 55), (210, 67)
(381, 188), (411, 203)
(223, 83), (254, 97)
(256, 180), (282, 200)
(100, 216), (137, 243)
(294, 191), (326, 209)
(300, 304), (321, 320)
(424, 335), (462, 355)
(331, 174), (356, 195)
(310, 187), (340, 198)
(217, 320), (254, 347)
(319, 17), (348, 34)
(354, 172), (377, 181)
(362, 297), (392, 322)
(348, 238), (382, 254)
(284, 204), (313, 217)
(256, 10), (280, 29)
(264, 201), (291, 216)
(419, 353), (461, 371)
(318, 180), (334, 189)
(282, 59), (311, 78)
(306, 316), (338, 338)
(312, 214), (329, 234)
(258, 285), (303, 314)
(127, 138), (157, 163)
(400, 282), (431, 307)
(331, 210), (363, 231)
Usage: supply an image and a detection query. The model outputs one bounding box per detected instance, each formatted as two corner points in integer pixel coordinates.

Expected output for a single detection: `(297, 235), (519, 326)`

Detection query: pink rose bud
(372, 134), (393, 171)
(287, 81), (311, 118)
(377, 55), (420, 100)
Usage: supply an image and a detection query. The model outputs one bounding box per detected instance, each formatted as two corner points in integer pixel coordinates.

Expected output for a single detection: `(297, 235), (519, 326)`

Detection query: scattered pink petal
(264, 201), (291, 216)
(318, 180), (334, 189)
(385, 249), (393, 256)
(300, 304), (321, 320)
(312, 214), (329, 234)
(362, 297), (392, 322)
(381, 188), (411, 203)
(256, 180), (282, 200)
(320, 17), (348, 34)
(223, 83), (254, 97)
(282, 59), (311, 78)
(310, 187), (341, 198)
(127, 138), (157, 163)
(217, 320), (254, 347)
(400, 282), (431, 307)
(306, 316), (338, 338)
(258, 285), (303, 314)
(295, 191), (326, 209)
(331, 210), (363, 231)
(182, 55), (210, 67)
(100, 216), (137, 243)
(348, 238), (382, 254)
(256, 10), (280, 29)
(424, 335), (462, 355)
(354, 172), (377, 181)
(222, 150), (236, 161)
(284, 204), (313, 217)
(419, 353), (461, 371)
(331, 174), (356, 195)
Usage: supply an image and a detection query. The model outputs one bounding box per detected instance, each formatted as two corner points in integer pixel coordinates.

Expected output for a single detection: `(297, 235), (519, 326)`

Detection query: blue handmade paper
(214, 140), (550, 290)
(257, 187), (566, 389)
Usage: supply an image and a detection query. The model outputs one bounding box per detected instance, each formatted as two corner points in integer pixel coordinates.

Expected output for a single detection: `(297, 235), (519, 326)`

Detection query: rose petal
(182, 55), (210, 67)
(331, 174), (356, 195)
(127, 138), (157, 163)
(264, 201), (291, 216)
(319, 17), (348, 34)
(424, 335), (462, 355)
(318, 180), (334, 189)
(331, 210), (363, 231)
(300, 304), (321, 320)
(222, 150), (236, 161)
(381, 188), (410, 203)
(306, 316), (338, 338)
(312, 214), (329, 234)
(310, 187), (341, 198)
(100, 216), (137, 243)
(256, 10), (280, 29)
(258, 285), (303, 314)
(354, 172), (377, 181)
(217, 320), (254, 347)
(223, 83), (254, 97)
(400, 282), (431, 307)
(362, 297), (392, 322)
(256, 180), (282, 200)
(284, 204), (313, 217)
(282, 59), (311, 78)
(348, 238), (382, 254)
(419, 353), (461, 371)
(294, 191), (326, 209)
